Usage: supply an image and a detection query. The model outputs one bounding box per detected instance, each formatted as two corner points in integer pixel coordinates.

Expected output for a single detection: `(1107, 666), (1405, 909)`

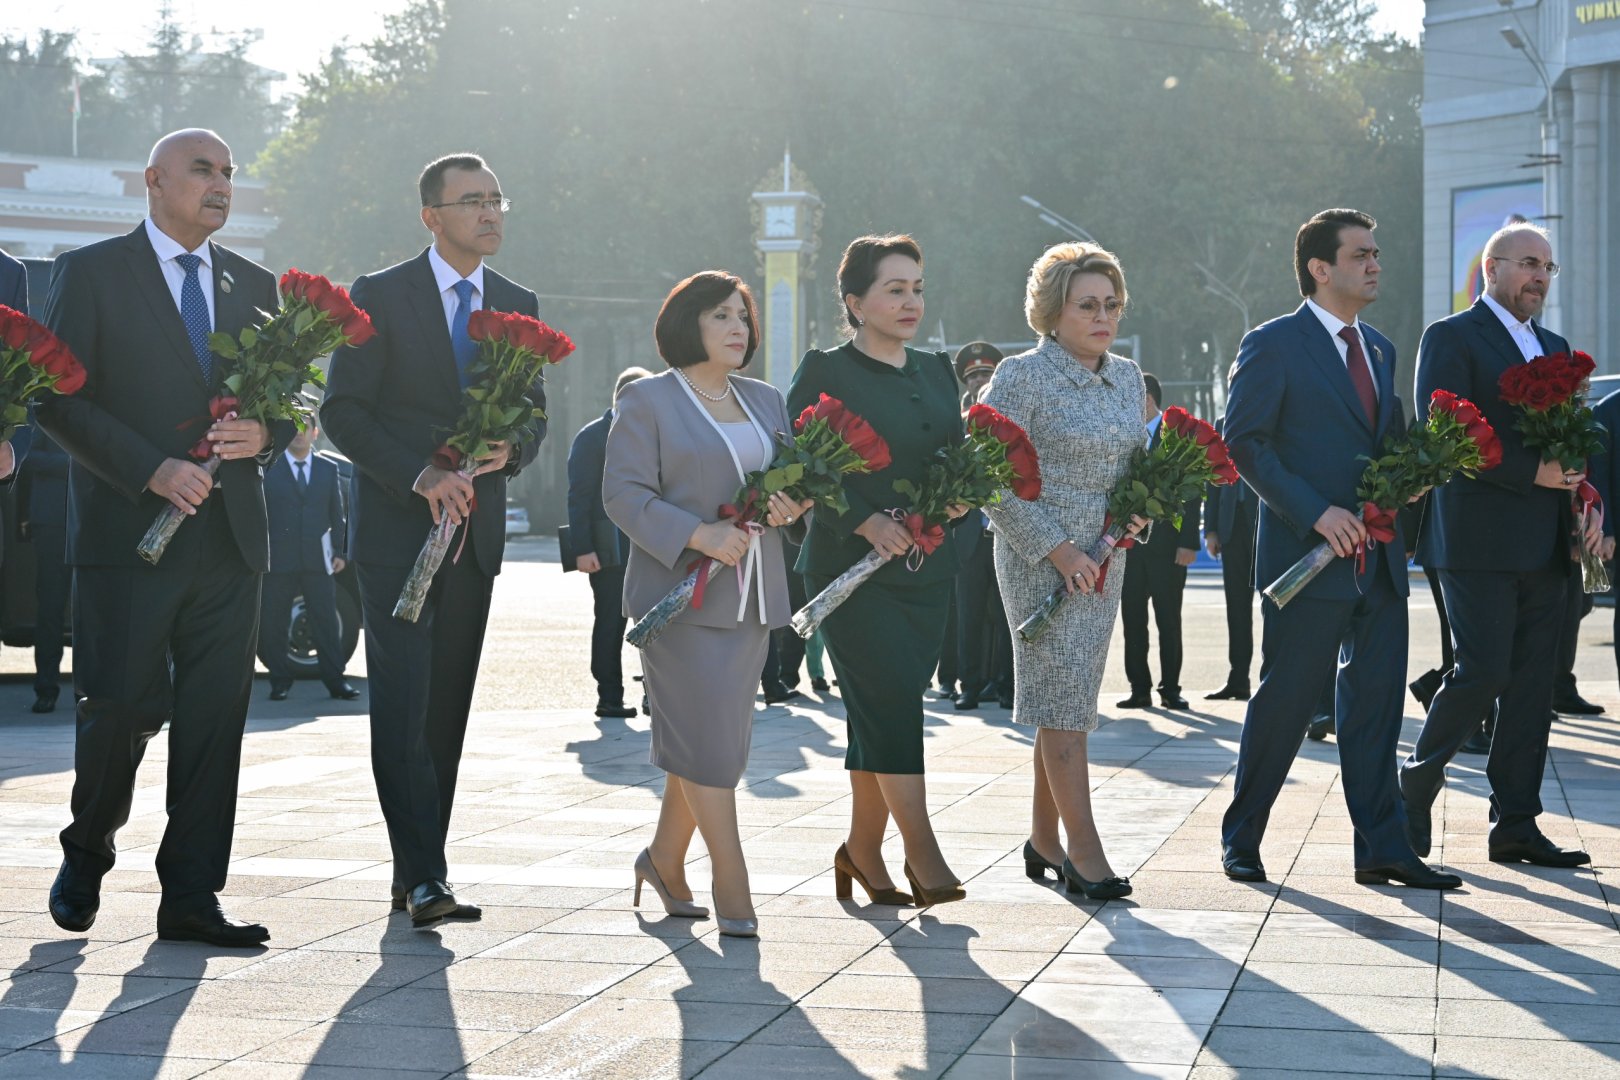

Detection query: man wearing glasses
(1401, 222), (1598, 870)
(323, 153), (546, 926)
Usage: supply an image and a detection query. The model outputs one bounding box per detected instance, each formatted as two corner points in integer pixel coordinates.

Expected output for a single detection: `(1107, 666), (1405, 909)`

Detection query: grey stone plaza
(0, 541), (1616, 1078)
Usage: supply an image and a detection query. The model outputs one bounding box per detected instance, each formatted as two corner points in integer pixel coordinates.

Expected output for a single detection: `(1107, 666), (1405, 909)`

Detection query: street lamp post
(1018, 195), (1099, 245)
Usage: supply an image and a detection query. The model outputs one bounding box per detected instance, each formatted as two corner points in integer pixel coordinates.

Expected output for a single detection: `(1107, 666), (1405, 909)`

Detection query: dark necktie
(450, 279), (477, 387)
(175, 252), (213, 383)
(1338, 325), (1377, 426)
(295, 459), (308, 493)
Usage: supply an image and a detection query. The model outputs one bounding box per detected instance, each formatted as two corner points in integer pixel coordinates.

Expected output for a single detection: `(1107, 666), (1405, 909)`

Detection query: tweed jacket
(603, 369), (799, 630)
(982, 339), (1147, 730)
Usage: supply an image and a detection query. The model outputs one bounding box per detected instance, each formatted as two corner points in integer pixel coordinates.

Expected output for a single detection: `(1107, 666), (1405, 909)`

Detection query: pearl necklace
(680, 369), (733, 402)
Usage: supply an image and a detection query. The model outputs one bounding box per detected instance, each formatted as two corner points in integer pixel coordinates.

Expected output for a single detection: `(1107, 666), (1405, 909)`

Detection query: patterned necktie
(450, 279), (477, 387)
(175, 252), (212, 383)
(1338, 326), (1377, 426)
(295, 459), (308, 493)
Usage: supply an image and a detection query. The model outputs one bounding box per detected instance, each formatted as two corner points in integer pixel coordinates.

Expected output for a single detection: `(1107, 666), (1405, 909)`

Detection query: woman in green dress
(787, 234), (969, 907)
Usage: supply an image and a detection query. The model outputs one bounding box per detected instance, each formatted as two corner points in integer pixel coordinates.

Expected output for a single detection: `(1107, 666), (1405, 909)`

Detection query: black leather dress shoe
(954, 694), (981, 711)
(1159, 691), (1190, 710)
(1306, 713), (1335, 741)
(405, 880), (460, 927)
(810, 677), (831, 693)
(997, 690), (1014, 708)
(763, 685), (803, 705)
(156, 902), (270, 947)
(390, 889), (483, 920)
(1354, 860), (1462, 889)
(48, 862), (99, 933)
(1204, 684), (1251, 701)
(268, 682), (291, 702)
(328, 681), (362, 700)
(1459, 722), (1492, 755)
(1409, 668), (1443, 711)
(1222, 849), (1267, 882)
(1488, 834), (1592, 867)
(32, 687), (59, 714)
(1552, 693), (1605, 716)
(594, 701), (637, 718)
(1116, 692), (1153, 709)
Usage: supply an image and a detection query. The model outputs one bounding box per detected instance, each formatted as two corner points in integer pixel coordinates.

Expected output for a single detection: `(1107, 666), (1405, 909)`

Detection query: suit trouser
(358, 551), (494, 890)
(261, 569), (347, 690)
(31, 523), (71, 693)
(587, 564), (627, 702)
(1122, 551), (1187, 695)
(775, 569), (809, 686)
(1222, 566), (1413, 867)
(957, 537), (1012, 696)
(1219, 506), (1256, 686)
(1402, 563), (1566, 843)
(61, 505), (259, 908)
(1553, 572), (1591, 700)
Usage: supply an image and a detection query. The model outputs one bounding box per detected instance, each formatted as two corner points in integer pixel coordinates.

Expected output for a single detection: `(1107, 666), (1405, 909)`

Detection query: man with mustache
(37, 129), (286, 946)
(1401, 223), (1599, 869)
(322, 153), (545, 926)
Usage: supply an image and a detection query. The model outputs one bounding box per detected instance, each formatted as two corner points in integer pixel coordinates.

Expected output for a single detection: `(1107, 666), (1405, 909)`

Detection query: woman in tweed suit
(604, 271), (810, 936)
(983, 243), (1145, 900)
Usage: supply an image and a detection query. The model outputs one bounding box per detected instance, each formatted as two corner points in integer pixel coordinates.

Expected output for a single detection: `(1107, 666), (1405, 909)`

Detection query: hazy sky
(7, 0), (1429, 94)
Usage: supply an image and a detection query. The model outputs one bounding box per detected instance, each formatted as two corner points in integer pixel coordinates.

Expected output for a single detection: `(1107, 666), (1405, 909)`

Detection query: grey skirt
(643, 620), (770, 788)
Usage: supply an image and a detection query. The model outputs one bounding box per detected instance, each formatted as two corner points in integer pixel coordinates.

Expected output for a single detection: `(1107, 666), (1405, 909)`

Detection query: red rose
(1217, 462), (1241, 484)
(1451, 400), (1481, 427)
(1206, 440), (1232, 468)
(546, 327), (576, 362)
(840, 413), (891, 472)
(339, 306), (376, 346)
(1522, 382), (1555, 411)
(0, 306), (30, 350)
(1572, 350), (1596, 379)
(467, 309), (504, 342)
(1161, 406), (1191, 435)
(1429, 389), (1459, 415)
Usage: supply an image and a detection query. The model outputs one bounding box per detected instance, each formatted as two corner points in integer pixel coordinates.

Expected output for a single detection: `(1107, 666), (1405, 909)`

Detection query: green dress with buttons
(787, 342), (963, 774)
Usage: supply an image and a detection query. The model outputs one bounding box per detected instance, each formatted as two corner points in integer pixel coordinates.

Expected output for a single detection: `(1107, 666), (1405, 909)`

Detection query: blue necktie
(450, 279), (477, 387)
(295, 459), (308, 493)
(175, 252), (213, 383)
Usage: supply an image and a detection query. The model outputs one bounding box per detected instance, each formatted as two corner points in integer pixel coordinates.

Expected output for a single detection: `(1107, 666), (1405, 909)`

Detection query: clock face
(765, 205), (796, 238)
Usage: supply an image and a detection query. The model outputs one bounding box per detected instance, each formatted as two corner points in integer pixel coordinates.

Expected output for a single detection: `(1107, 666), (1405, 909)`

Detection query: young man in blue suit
(1401, 223), (1598, 869)
(1220, 208), (1459, 890)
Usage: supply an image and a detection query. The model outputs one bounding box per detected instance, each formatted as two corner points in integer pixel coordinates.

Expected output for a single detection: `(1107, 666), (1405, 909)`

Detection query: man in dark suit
(1203, 416), (1258, 702)
(1402, 223), (1599, 869)
(0, 248), (29, 485)
(1119, 373), (1201, 711)
(23, 427), (71, 713)
(323, 153), (546, 927)
(567, 367), (646, 719)
(261, 421), (358, 702)
(37, 129), (289, 946)
(952, 342), (1014, 711)
(1221, 208), (1458, 889)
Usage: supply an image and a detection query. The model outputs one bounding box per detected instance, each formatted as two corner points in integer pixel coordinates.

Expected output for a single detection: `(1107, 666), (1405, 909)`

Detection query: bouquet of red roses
(1263, 390), (1502, 608)
(137, 269), (375, 565)
(1016, 407), (1236, 643)
(395, 310), (574, 621)
(791, 402), (1040, 639)
(0, 305), (88, 441)
(1498, 350), (1609, 591)
(626, 393), (890, 648)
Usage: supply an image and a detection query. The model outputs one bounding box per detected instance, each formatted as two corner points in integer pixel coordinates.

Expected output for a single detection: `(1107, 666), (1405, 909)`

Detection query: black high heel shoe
(1060, 857), (1132, 900)
(1023, 840), (1064, 881)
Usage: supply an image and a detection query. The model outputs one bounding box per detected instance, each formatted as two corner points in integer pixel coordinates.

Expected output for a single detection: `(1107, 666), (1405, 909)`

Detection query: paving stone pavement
(0, 551), (1616, 1078)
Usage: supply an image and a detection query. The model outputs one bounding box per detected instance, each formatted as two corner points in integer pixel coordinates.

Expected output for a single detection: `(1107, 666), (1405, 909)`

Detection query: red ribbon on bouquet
(888, 508), (944, 572)
(1093, 512), (1138, 590)
(1574, 480), (1603, 554)
(430, 444), (480, 565)
(187, 394), (240, 460)
(690, 499), (765, 611)
(1355, 502), (1399, 576)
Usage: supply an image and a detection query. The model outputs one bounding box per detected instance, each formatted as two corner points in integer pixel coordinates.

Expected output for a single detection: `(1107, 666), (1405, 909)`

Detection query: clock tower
(751, 149), (822, 393)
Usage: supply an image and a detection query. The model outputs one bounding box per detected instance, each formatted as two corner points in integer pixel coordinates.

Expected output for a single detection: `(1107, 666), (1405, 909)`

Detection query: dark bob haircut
(837, 233), (923, 333)
(1294, 208), (1376, 297)
(419, 152), (488, 207)
(654, 271), (759, 369)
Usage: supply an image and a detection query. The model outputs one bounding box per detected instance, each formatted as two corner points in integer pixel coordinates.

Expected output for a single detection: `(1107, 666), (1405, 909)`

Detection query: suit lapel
(405, 250), (460, 402)
(1364, 328), (1397, 438)
(121, 226), (209, 393)
(1468, 299), (1528, 370)
(1294, 306), (1371, 435)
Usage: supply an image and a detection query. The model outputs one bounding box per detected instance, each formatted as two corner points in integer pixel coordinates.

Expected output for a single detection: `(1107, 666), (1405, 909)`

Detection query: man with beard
(39, 129), (285, 945)
(322, 153), (546, 926)
(1401, 223), (1599, 869)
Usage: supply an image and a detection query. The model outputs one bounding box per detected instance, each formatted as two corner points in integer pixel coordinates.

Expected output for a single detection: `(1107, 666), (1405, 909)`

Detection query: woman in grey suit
(983, 243), (1145, 901)
(604, 271), (810, 937)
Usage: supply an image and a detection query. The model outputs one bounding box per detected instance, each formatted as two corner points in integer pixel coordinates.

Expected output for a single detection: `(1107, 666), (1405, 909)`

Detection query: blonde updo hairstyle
(1024, 241), (1128, 339)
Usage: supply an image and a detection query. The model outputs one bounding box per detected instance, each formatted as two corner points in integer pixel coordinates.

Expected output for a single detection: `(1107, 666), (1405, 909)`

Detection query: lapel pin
(221, 270), (234, 294)
(1372, 344), (1384, 366)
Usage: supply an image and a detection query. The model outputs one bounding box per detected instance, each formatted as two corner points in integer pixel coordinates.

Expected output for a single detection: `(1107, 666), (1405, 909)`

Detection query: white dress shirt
(427, 244), (484, 330)
(1480, 292), (1543, 362)
(284, 448), (313, 477)
(144, 217), (214, 328)
(1305, 297), (1378, 400)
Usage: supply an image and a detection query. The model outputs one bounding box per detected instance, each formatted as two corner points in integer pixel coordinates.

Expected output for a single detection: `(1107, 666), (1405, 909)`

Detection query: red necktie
(1338, 326), (1377, 426)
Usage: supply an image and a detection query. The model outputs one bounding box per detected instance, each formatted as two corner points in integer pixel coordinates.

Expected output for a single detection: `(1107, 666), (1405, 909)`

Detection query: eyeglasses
(1487, 253), (1559, 277)
(1069, 297), (1126, 321)
(429, 197), (512, 214)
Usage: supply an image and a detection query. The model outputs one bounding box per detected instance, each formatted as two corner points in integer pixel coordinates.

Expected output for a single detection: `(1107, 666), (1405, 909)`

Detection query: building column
(1566, 68), (1602, 353)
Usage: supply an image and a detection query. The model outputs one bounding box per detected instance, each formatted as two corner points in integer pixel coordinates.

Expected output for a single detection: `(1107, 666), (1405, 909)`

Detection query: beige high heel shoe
(633, 849), (709, 918)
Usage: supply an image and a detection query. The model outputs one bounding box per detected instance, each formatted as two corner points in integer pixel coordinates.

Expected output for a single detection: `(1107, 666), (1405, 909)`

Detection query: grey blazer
(604, 369), (798, 630)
